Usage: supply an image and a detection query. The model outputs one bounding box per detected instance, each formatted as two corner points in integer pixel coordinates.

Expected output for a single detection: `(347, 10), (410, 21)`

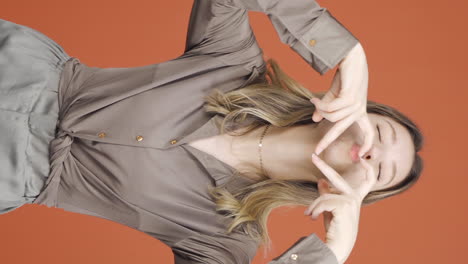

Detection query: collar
(181, 115), (256, 191)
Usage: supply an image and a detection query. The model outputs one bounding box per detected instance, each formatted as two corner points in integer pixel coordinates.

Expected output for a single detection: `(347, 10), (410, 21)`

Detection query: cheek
(340, 166), (368, 190)
(346, 123), (365, 145)
(317, 121), (368, 183)
(321, 130), (355, 170)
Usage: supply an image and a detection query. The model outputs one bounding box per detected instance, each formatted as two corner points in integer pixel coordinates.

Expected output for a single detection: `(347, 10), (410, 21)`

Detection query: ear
(328, 186), (342, 194)
(322, 180), (341, 194)
(318, 179), (330, 195)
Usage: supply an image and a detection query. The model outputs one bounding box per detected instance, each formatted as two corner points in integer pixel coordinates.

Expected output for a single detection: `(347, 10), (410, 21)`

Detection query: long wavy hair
(202, 58), (424, 252)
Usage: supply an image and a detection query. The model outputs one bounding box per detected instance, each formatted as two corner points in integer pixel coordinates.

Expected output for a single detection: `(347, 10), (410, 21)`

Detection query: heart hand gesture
(310, 42), (372, 158)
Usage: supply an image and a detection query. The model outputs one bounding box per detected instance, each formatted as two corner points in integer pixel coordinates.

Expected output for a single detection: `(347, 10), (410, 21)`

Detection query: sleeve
(0, 200), (27, 215)
(184, 0), (359, 75)
(171, 232), (257, 264)
(268, 233), (339, 264)
(171, 231), (338, 264)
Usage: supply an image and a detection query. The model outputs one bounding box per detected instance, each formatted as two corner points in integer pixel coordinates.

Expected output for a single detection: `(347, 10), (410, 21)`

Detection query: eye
(376, 125), (381, 181)
(377, 125), (382, 143)
(378, 163), (381, 182)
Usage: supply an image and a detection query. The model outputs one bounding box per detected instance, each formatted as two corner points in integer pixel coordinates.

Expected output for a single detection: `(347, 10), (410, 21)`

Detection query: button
(136, 135), (144, 142)
(170, 139), (177, 144)
(308, 39), (316, 46)
(290, 254), (298, 260)
(98, 132), (106, 138)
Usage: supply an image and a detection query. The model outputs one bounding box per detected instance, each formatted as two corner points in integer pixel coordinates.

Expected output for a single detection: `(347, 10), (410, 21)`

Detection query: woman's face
(316, 113), (415, 192)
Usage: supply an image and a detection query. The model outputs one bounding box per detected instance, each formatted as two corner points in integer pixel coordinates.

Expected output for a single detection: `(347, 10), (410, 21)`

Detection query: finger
(310, 198), (339, 220)
(315, 113), (357, 155)
(311, 100), (324, 122)
(356, 115), (375, 157)
(311, 154), (353, 195)
(306, 195), (335, 217)
(304, 193), (335, 215)
(356, 158), (377, 199)
(312, 110), (323, 122)
(317, 103), (360, 123)
(310, 98), (324, 122)
(310, 97), (352, 113)
(323, 211), (332, 232)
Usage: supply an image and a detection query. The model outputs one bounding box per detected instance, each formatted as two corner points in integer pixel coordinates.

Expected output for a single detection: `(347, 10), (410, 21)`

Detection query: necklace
(258, 124), (271, 177)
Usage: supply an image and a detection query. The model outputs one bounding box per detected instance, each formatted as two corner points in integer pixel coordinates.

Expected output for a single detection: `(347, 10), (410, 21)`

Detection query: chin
(320, 137), (354, 172)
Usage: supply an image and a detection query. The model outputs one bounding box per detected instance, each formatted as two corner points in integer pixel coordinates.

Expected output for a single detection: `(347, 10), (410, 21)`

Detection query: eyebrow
(384, 119), (398, 186)
(385, 119), (397, 144)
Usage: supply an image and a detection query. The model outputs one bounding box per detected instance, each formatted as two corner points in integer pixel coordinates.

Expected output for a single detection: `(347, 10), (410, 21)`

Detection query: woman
(0, 0), (424, 263)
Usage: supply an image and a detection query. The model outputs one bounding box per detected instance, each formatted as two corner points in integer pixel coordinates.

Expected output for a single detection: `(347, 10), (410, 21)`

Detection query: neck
(228, 123), (325, 183)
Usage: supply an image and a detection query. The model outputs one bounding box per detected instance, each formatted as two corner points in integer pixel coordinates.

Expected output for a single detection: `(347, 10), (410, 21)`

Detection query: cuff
(291, 10), (359, 75)
(269, 233), (339, 264)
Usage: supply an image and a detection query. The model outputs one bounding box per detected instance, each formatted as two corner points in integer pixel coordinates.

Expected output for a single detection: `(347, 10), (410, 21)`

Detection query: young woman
(0, 0), (424, 263)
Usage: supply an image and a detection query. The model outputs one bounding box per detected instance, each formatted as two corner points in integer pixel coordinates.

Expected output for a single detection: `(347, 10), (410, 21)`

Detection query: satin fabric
(0, 19), (71, 214)
(1, 0), (359, 262)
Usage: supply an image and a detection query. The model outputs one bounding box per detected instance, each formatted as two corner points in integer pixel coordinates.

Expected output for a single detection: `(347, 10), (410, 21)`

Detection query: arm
(171, 231), (338, 264)
(171, 232), (257, 264)
(184, 0), (360, 75)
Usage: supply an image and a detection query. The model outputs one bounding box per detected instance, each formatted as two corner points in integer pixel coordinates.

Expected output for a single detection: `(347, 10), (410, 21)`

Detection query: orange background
(1, 0), (466, 263)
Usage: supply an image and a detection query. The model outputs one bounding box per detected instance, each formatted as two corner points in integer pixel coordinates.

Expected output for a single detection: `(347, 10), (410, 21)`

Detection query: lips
(350, 143), (361, 163)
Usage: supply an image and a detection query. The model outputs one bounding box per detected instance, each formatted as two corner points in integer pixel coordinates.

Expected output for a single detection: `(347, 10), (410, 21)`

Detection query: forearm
(223, 0), (360, 75)
(338, 42), (367, 69)
(325, 242), (347, 264)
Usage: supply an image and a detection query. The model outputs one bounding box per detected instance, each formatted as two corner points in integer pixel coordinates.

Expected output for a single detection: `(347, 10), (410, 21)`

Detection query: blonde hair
(202, 58), (424, 253)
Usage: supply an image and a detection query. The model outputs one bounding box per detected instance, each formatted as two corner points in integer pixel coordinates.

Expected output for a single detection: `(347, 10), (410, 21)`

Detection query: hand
(304, 153), (377, 264)
(310, 43), (372, 157)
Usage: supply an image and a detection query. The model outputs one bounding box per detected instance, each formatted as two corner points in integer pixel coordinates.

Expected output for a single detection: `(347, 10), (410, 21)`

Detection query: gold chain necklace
(258, 124), (271, 177)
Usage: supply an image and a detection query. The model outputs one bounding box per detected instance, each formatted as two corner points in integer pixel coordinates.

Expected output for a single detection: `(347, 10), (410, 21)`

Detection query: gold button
(308, 39), (316, 46)
(290, 254), (298, 260)
(170, 139), (177, 144)
(98, 132), (106, 138)
(136, 135), (144, 141)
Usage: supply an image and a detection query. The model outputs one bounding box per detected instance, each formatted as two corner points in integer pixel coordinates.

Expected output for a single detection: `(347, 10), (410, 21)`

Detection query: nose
(361, 141), (384, 163)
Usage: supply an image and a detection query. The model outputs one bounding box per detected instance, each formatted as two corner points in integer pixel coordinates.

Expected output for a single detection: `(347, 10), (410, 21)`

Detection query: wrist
(326, 242), (349, 264)
(325, 242), (342, 264)
(338, 42), (366, 68)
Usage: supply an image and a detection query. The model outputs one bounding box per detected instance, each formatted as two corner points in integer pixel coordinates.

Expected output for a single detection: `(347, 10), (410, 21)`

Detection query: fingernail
(315, 148), (322, 155)
(358, 150), (364, 157)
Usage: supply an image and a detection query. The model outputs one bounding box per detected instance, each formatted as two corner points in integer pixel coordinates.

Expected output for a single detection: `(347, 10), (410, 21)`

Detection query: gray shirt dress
(1, 0), (359, 263)
(0, 18), (71, 213)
